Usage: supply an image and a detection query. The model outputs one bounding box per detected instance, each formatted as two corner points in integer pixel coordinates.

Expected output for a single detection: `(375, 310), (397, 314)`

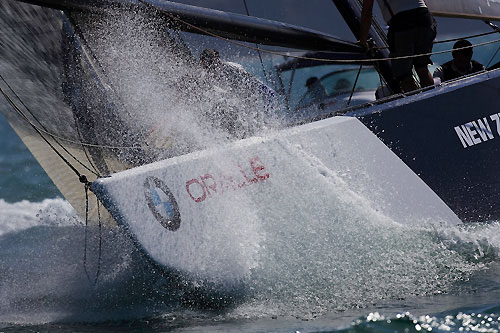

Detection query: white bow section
(92, 116), (460, 285)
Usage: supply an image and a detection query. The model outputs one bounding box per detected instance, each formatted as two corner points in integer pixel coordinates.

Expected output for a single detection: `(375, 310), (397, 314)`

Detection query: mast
(332, 0), (400, 93)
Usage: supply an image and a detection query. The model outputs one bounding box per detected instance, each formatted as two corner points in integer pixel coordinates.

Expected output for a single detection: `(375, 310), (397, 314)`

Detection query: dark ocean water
(3, 109), (500, 333)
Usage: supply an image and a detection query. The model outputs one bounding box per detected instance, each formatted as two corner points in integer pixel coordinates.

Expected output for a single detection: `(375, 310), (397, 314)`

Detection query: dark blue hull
(357, 70), (500, 222)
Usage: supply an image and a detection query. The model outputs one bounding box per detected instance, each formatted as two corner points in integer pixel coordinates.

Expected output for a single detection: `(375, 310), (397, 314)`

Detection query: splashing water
(71, 9), (284, 164)
(3, 2), (500, 328)
(2, 198), (500, 324)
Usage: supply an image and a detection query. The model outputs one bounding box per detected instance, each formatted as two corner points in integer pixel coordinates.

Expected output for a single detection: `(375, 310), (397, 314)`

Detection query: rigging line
(18, 119), (142, 149)
(95, 197), (103, 286)
(0, 85), (94, 183)
(287, 61), (298, 101)
(0, 74), (101, 177)
(347, 64), (363, 107)
(487, 45), (500, 68)
(242, 0), (270, 84)
(374, 30), (499, 50)
(62, 11), (140, 171)
(83, 184), (90, 283)
(436, 30), (497, 44)
(66, 12), (141, 124)
(0, 87), (100, 178)
(136, 1), (500, 64)
(13, 118), (141, 149)
(74, 119), (101, 176)
(378, 71), (385, 96)
(83, 183), (101, 286)
(61, 20), (103, 176)
(0, 96), (143, 150)
(485, 21), (500, 68)
(63, 13), (113, 96)
(260, 37), (500, 63)
(63, 12), (139, 169)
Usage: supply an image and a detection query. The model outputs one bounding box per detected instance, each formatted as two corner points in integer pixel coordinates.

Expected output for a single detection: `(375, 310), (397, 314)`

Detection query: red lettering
(186, 156), (269, 201)
(219, 175), (236, 193)
(201, 174), (217, 195)
(239, 164), (258, 185)
(186, 179), (207, 203)
(250, 156), (269, 180)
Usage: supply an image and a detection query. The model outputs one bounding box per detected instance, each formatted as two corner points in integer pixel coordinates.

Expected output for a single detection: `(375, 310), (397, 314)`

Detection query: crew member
(297, 76), (328, 107)
(359, 0), (437, 92)
(199, 48), (278, 138)
(433, 39), (485, 83)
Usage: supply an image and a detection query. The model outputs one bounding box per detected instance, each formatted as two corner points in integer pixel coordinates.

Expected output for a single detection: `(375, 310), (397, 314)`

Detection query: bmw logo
(144, 176), (181, 231)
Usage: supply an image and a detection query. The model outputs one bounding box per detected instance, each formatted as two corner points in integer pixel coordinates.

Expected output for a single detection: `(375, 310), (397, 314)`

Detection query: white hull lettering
(475, 118), (494, 141)
(455, 113), (500, 148)
(454, 125), (474, 148)
(490, 113), (500, 135)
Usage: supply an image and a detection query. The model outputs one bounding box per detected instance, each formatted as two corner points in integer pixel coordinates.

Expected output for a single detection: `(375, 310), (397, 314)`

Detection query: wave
(2, 197), (500, 324)
(0, 198), (237, 324)
(0, 198), (77, 237)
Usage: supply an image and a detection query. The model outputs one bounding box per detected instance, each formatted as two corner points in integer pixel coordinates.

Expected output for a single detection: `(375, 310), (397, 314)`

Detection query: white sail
(425, 0), (500, 20)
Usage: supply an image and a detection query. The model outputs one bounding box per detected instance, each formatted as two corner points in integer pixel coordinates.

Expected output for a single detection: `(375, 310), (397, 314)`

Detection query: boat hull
(92, 116), (460, 284)
(357, 70), (500, 222)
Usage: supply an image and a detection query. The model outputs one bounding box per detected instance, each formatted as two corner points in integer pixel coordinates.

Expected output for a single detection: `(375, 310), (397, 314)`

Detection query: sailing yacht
(1, 0), (500, 282)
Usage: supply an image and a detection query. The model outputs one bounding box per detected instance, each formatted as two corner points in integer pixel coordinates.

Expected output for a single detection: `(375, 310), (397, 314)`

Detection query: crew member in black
(433, 39), (485, 83)
(359, 0), (437, 93)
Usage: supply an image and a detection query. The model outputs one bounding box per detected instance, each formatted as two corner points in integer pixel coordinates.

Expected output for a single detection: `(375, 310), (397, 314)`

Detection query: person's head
(200, 48), (221, 70)
(335, 78), (351, 91)
(452, 39), (473, 71)
(305, 77), (319, 89)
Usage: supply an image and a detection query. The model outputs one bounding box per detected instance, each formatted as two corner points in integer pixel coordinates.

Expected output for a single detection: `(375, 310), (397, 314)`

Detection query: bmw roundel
(144, 176), (181, 231)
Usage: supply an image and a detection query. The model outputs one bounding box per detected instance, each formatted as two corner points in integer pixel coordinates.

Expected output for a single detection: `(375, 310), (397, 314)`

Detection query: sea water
(3, 111), (500, 333)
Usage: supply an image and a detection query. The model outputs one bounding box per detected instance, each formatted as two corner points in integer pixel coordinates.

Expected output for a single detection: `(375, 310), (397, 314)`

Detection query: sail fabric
(0, 0), (121, 226)
(425, 0), (500, 21)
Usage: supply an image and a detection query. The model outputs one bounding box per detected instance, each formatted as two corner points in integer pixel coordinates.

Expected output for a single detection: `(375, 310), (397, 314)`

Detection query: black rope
(83, 184), (90, 280)
(96, 197), (102, 284)
(0, 76), (105, 285)
(138, 0), (500, 64)
(485, 21), (500, 68)
(374, 30), (499, 50)
(242, 0), (270, 85)
(347, 64), (363, 107)
(0, 74), (101, 178)
(0, 73), (105, 286)
(83, 184), (102, 286)
(487, 45), (500, 68)
(0, 85), (94, 185)
(435, 30), (498, 44)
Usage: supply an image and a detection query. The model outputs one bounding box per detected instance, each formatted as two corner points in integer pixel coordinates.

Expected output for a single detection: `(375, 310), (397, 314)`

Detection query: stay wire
(347, 64), (363, 107)
(0, 91), (142, 150)
(138, 0), (500, 64)
(0, 74), (102, 286)
(0, 74), (101, 178)
(374, 30), (499, 50)
(487, 46), (500, 68)
(3, 5), (500, 154)
(242, 0), (270, 84)
(485, 22), (500, 68)
(83, 184), (102, 286)
(0, 83), (94, 184)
